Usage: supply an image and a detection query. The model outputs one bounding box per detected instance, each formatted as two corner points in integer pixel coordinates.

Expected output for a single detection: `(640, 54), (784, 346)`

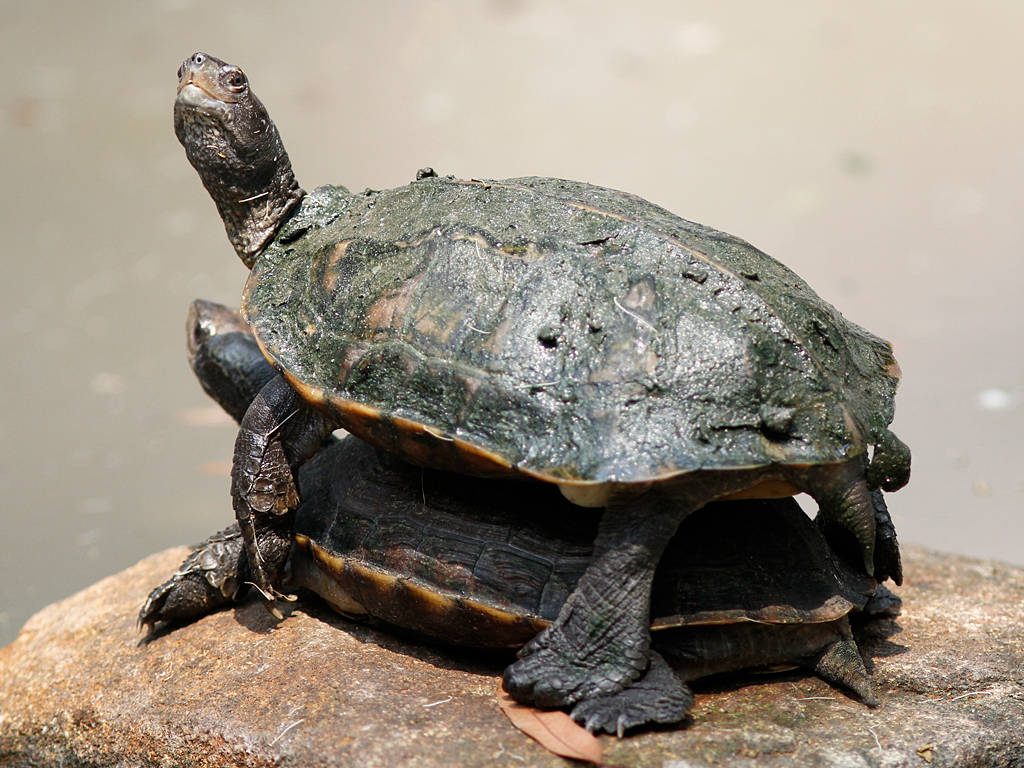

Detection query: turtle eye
(225, 69), (247, 93)
(177, 62), (185, 79)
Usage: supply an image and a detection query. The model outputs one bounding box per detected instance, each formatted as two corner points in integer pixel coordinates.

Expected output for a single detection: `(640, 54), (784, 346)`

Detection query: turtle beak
(176, 52), (237, 104)
(176, 81), (220, 110)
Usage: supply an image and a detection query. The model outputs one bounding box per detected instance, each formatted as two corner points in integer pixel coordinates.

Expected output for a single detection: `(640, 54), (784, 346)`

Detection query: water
(1, 1), (1021, 647)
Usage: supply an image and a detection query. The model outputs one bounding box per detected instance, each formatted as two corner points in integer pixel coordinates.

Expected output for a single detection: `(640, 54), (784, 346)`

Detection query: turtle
(141, 301), (898, 735)
(173, 52), (910, 719)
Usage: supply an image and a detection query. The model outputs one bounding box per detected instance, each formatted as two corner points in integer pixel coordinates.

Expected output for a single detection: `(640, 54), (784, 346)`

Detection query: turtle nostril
(194, 53), (205, 65)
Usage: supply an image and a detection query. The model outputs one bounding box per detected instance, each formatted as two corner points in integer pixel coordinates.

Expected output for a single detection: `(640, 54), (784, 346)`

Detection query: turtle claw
(248, 582), (292, 602)
(138, 585), (171, 632)
(570, 652), (692, 736)
(262, 599), (286, 621)
(247, 580), (298, 619)
(240, 521), (296, 611)
(798, 457), (906, 584)
(502, 622), (647, 708)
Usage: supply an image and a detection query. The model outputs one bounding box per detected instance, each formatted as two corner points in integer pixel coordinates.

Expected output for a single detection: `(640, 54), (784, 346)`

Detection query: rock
(0, 544), (1022, 768)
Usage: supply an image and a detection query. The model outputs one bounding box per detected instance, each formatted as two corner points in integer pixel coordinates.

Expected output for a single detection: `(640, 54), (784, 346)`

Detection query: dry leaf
(496, 682), (604, 764)
(916, 744), (934, 763)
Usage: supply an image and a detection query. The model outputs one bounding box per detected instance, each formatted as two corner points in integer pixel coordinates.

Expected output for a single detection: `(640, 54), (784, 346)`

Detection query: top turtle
(173, 53), (910, 716)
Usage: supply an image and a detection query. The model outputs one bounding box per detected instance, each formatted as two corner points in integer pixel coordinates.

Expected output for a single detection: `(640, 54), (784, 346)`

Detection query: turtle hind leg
(656, 621), (879, 708)
(792, 458), (877, 577)
(870, 489), (902, 585)
(502, 486), (693, 710)
(804, 619), (877, 707)
(138, 524), (247, 631)
(570, 651), (693, 737)
(503, 473), (763, 712)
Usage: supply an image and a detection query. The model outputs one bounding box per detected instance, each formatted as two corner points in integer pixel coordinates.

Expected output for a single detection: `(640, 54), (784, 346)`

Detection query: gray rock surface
(1, 543), (1022, 768)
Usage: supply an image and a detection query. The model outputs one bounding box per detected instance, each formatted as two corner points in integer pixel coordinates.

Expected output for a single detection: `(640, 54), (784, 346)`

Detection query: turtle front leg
(502, 482), (711, 714)
(139, 523), (247, 630)
(233, 373), (335, 616)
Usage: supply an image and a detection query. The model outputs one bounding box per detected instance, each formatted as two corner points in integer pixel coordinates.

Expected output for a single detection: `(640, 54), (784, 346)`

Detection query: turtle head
(175, 53), (305, 268)
(186, 299), (277, 424)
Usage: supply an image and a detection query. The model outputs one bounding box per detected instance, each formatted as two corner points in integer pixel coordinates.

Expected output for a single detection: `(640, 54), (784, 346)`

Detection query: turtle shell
(288, 437), (876, 648)
(244, 177), (900, 485)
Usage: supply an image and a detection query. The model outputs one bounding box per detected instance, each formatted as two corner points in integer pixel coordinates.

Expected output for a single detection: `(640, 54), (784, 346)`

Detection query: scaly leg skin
(503, 475), (758, 712)
(502, 493), (683, 709)
(570, 651), (693, 737)
(232, 373), (338, 616)
(502, 545), (656, 707)
(794, 458), (878, 578)
(861, 582), (902, 617)
(138, 524), (247, 630)
(870, 489), (902, 585)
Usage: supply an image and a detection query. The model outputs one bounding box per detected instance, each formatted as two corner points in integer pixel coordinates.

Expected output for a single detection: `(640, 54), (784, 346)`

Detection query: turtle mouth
(175, 80), (235, 131)
(176, 77), (232, 107)
(176, 59), (239, 110)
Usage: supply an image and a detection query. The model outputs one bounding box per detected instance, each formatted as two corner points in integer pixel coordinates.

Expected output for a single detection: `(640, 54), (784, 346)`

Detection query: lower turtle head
(175, 52), (304, 267)
(186, 299), (277, 424)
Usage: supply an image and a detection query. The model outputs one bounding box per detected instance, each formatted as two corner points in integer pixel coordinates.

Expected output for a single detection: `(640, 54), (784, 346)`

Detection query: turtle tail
(804, 618), (877, 707)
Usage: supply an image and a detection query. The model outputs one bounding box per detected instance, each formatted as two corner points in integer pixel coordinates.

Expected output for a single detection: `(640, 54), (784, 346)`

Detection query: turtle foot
(861, 583), (902, 618)
(247, 579), (297, 621)
(240, 517), (298, 619)
(870, 490), (903, 585)
(138, 524), (245, 631)
(502, 622), (648, 708)
(570, 652), (692, 737)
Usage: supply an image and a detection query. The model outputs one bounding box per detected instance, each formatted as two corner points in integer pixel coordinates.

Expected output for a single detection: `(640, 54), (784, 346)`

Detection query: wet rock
(0, 544), (1022, 768)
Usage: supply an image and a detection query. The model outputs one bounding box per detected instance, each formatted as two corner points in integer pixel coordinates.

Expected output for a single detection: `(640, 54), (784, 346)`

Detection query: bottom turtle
(141, 300), (898, 736)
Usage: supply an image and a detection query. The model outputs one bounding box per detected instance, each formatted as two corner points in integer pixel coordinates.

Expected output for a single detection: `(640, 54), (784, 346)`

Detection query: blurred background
(1, 1), (1021, 647)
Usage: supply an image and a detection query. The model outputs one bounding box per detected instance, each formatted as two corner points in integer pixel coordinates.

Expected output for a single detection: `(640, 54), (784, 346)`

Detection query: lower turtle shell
(243, 177), (902, 485)
(288, 436), (876, 648)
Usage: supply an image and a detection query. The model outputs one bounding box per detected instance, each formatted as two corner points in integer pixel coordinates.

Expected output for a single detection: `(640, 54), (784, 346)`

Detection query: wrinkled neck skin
(175, 89), (304, 268)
